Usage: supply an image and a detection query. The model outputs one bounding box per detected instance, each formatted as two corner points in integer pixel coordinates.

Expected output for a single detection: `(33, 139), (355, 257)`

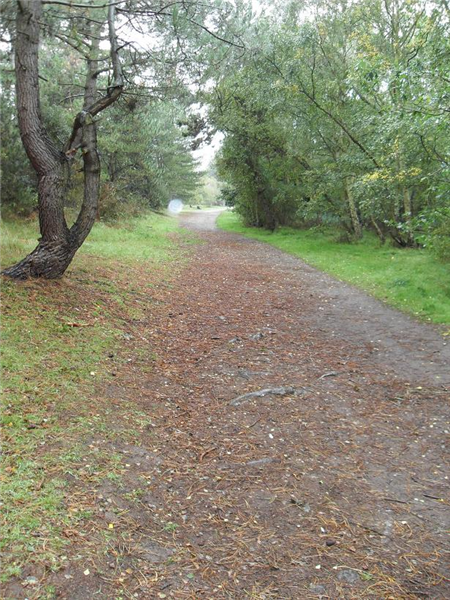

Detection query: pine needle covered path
(9, 210), (450, 599)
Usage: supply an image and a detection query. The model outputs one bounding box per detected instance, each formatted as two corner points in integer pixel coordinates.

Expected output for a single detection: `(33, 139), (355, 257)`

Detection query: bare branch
(42, 0), (125, 8)
(188, 18), (245, 49)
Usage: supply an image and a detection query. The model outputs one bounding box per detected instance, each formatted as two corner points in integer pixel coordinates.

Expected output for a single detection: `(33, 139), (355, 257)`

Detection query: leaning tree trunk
(370, 216), (386, 244)
(3, 0), (70, 279)
(344, 178), (362, 240)
(2, 0), (123, 280)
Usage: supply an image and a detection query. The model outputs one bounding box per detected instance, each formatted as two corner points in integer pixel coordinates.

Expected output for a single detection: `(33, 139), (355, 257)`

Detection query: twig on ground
(229, 387), (294, 406)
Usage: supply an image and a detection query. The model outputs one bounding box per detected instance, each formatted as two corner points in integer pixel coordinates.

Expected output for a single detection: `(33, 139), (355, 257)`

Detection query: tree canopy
(209, 0), (449, 251)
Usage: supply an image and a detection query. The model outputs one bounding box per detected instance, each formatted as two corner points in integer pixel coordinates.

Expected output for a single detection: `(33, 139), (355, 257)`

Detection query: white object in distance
(168, 199), (184, 214)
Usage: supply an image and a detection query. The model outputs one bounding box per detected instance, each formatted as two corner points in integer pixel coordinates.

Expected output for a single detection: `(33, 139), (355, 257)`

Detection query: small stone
(326, 539), (336, 547)
(249, 332), (264, 340)
(246, 457), (274, 467)
(309, 584), (326, 595)
(337, 569), (360, 584)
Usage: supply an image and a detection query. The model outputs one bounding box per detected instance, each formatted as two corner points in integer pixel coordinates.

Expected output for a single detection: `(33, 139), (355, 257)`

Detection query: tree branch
(42, 0), (125, 8)
(188, 18), (245, 49)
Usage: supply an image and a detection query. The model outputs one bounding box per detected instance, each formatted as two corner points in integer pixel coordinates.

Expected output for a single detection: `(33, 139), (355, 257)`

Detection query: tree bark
(344, 179), (362, 240)
(2, 0), (70, 279)
(370, 216), (386, 244)
(2, 0), (123, 280)
(245, 153), (277, 231)
(256, 188), (277, 231)
(397, 150), (416, 247)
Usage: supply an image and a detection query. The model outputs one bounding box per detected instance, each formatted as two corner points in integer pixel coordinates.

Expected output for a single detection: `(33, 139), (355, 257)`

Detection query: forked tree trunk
(2, 0), (123, 280)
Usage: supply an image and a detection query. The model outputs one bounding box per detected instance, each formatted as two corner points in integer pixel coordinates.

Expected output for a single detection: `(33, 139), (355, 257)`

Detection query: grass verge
(0, 213), (191, 596)
(218, 211), (450, 325)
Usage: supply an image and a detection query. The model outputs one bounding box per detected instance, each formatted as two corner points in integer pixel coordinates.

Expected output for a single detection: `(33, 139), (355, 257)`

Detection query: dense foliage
(0, 42), (201, 220)
(210, 0), (449, 255)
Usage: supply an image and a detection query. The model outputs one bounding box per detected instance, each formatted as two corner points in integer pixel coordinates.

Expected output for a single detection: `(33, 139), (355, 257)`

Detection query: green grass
(218, 211), (450, 325)
(0, 212), (183, 266)
(0, 212), (192, 591)
(80, 215), (184, 262)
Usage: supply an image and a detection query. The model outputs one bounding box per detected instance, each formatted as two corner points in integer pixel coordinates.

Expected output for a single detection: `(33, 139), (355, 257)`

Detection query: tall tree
(3, 0), (123, 279)
(2, 0), (246, 279)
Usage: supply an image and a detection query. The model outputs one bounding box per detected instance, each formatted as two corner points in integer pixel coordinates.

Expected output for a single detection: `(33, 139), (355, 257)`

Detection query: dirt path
(181, 210), (450, 387)
(40, 212), (450, 598)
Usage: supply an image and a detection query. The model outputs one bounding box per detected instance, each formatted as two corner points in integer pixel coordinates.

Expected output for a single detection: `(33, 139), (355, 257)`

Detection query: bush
(412, 208), (450, 261)
(98, 183), (144, 222)
(432, 223), (450, 262)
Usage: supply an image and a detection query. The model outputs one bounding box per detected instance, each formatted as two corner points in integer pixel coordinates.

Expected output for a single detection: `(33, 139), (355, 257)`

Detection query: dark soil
(6, 211), (450, 599)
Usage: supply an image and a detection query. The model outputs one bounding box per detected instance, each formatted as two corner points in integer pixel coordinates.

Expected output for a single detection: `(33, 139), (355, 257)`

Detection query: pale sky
(192, 131), (224, 171)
